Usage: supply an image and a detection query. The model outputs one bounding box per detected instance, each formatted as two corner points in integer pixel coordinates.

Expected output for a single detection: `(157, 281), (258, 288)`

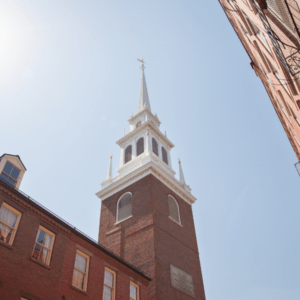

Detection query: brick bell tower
(97, 59), (206, 300)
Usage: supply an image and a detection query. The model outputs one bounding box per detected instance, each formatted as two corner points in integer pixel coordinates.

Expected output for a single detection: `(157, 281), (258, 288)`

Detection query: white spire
(138, 58), (151, 112)
(178, 159), (186, 185)
(107, 154), (113, 180)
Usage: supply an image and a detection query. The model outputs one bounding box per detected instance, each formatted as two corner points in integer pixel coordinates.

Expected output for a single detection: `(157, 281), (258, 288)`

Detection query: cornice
(96, 161), (196, 205)
(0, 185), (71, 235)
(128, 108), (161, 125)
(116, 121), (174, 148)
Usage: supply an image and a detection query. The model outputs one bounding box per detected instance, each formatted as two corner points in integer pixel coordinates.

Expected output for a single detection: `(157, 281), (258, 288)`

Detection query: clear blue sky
(1, 1), (299, 299)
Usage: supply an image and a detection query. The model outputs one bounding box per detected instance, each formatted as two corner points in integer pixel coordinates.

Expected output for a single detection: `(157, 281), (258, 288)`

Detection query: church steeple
(138, 58), (151, 112)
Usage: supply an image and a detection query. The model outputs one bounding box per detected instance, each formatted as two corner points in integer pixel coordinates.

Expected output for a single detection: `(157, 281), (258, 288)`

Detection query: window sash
(0, 203), (21, 245)
(130, 282), (139, 300)
(72, 250), (89, 291)
(103, 268), (116, 300)
(32, 226), (55, 265)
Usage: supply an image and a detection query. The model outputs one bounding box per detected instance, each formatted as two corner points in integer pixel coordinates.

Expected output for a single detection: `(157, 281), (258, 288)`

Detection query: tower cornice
(116, 120), (174, 149)
(96, 161), (196, 205)
(128, 108), (161, 126)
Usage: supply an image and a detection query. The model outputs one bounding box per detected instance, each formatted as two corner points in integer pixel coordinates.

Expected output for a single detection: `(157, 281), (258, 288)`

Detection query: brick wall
(0, 182), (150, 300)
(99, 174), (206, 300)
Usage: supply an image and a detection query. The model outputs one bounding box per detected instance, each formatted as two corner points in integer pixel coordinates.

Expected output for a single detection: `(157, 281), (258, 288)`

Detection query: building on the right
(219, 0), (300, 173)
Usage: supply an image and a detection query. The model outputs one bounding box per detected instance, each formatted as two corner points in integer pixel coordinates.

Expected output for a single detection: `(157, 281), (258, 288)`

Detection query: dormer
(0, 154), (26, 189)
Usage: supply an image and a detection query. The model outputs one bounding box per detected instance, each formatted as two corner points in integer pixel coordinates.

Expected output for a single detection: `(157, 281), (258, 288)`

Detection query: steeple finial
(137, 57), (151, 112)
(178, 159), (186, 185)
(107, 154), (113, 180)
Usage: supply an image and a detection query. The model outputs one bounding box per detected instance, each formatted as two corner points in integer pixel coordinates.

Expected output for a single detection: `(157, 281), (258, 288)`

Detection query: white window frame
(168, 195), (181, 225)
(72, 250), (90, 292)
(116, 192), (133, 224)
(32, 226), (55, 266)
(0, 202), (22, 246)
(103, 267), (116, 300)
(130, 281), (139, 300)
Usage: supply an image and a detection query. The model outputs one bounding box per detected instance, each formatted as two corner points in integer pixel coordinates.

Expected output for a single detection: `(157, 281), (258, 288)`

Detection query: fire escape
(252, 0), (300, 75)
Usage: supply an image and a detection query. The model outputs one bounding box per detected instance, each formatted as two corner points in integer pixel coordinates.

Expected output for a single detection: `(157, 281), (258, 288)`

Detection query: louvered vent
(162, 147), (168, 165)
(152, 138), (158, 156)
(117, 193), (132, 222)
(125, 145), (132, 164)
(168, 195), (180, 224)
(136, 138), (144, 156)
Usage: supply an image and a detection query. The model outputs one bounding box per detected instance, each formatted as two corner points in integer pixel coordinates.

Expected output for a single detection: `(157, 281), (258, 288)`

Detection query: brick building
(0, 62), (206, 299)
(219, 0), (300, 172)
(0, 154), (150, 300)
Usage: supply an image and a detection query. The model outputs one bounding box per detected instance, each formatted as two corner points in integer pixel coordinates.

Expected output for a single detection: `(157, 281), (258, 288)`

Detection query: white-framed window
(136, 121), (142, 128)
(103, 267), (116, 300)
(117, 192), (132, 223)
(0, 203), (22, 245)
(130, 282), (139, 300)
(72, 250), (90, 291)
(32, 226), (55, 265)
(168, 195), (181, 225)
(0, 161), (20, 187)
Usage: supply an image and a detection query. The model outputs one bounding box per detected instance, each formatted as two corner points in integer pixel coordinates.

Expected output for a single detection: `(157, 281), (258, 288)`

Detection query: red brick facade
(0, 179), (150, 300)
(99, 174), (206, 300)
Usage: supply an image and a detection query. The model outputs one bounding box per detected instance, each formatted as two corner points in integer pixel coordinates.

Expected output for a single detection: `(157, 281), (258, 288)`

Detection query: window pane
(0, 173), (16, 186)
(168, 196), (180, 223)
(0, 223), (13, 244)
(3, 162), (13, 176)
(73, 269), (84, 289)
(32, 243), (48, 264)
(130, 284), (137, 300)
(0, 206), (18, 228)
(10, 167), (20, 180)
(117, 193), (132, 222)
(103, 286), (112, 300)
(104, 270), (114, 288)
(75, 253), (87, 272)
(36, 229), (52, 248)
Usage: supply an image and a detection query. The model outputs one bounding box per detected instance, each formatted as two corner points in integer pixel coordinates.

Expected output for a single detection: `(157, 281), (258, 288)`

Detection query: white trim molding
(96, 161), (196, 205)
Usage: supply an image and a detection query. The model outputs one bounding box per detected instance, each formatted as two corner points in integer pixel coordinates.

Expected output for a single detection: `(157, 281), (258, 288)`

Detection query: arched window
(136, 121), (142, 128)
(162, 147), (168, 165)
(152, 138), (158, 156)
(125, 145), (132, 164)
(136, 137), (144, 156)
(117, 192), (132, 223)
(168, 195), (181, 224)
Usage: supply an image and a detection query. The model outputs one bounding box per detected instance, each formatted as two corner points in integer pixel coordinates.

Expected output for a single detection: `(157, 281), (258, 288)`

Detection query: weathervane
(137, 57), (146, 71)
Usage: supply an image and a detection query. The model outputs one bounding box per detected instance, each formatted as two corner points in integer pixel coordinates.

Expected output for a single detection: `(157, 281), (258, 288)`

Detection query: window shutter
(168, 196), (180, 224)
(125, 145), (132, 164)
(136, 138), (144, 156)
(118, 193), (132, 222)
(152, 138), (158, 156)
(162, 147), (168, 165)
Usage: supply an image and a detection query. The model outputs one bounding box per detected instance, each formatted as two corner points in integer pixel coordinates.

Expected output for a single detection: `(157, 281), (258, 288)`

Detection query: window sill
(30, 256), (51, 270)
(115, 215), (133, 225)
(169, 216), (182, 226)
(71, 285), (88, 295)
(0, 239), (13, 250)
